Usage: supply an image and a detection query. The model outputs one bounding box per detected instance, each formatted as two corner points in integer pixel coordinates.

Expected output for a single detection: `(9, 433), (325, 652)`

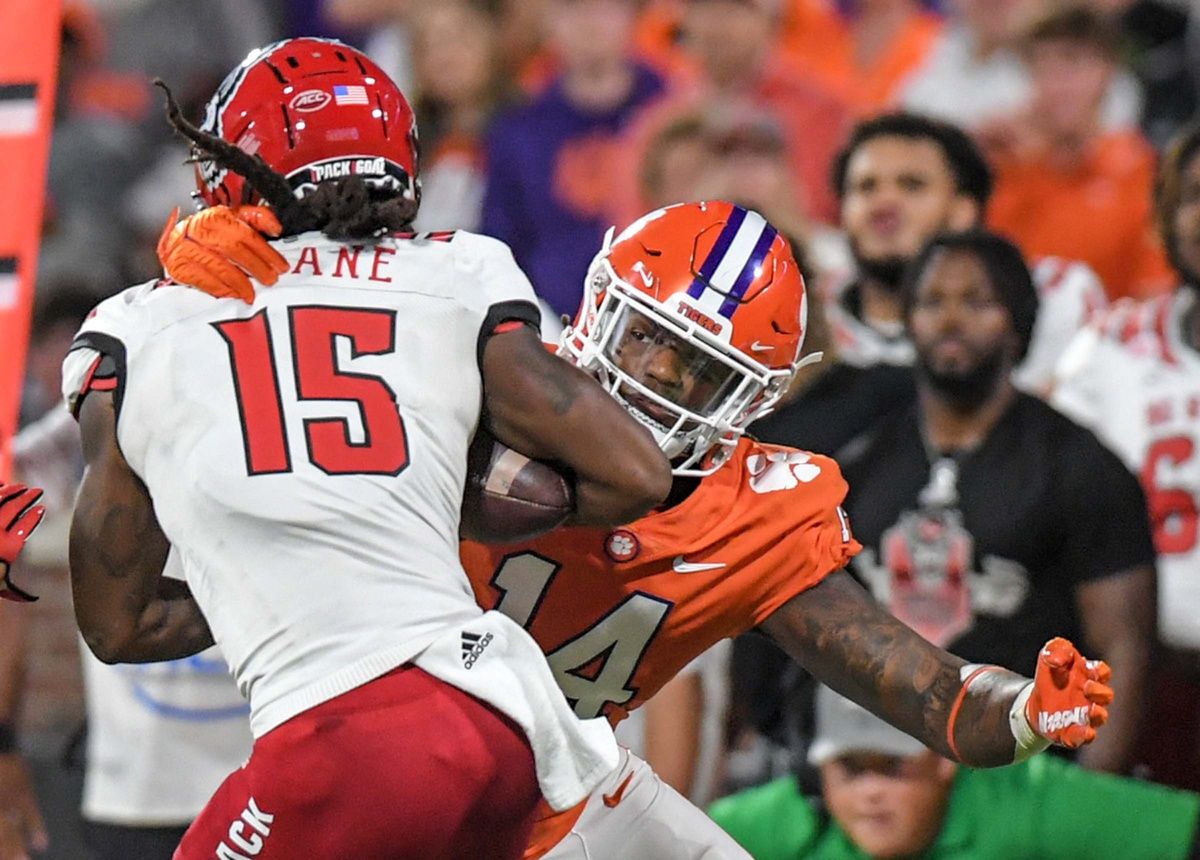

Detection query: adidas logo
(461, 631), (494, 669)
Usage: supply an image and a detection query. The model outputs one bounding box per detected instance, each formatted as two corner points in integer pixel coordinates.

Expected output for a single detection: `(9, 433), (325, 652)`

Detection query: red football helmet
(561, 201), (813, 475)
(194, 38), (419, 209)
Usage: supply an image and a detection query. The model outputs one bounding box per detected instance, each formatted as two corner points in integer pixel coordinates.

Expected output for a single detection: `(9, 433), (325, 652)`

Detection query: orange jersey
(988, 131), (1176, 302)
(460, 437), (858, 727)
(460, 436), (859, 857)
(782, 4), (943, 116)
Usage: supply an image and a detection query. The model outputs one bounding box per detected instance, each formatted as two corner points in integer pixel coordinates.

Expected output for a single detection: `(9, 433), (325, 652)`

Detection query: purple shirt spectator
(481, 63), (665, 319)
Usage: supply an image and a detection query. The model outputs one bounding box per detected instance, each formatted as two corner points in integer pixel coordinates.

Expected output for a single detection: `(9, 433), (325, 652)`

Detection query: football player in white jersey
(1054, 126), (1200, 788)
(61, 39), (671, 860)
(825, 112), (1107, 392)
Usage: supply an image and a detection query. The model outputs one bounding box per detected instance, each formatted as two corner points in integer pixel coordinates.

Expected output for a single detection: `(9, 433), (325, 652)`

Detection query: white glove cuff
(1009, 681), (1050, 763)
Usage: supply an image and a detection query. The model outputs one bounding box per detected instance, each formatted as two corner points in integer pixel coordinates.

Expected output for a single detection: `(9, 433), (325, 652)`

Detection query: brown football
(460, 428), (574, 543)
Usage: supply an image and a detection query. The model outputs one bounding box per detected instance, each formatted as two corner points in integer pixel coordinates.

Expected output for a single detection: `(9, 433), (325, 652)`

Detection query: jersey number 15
(214, 306), (409, 477)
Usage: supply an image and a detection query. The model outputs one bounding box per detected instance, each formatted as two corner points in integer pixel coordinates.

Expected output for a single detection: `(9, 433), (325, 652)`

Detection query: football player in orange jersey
(162, 200), (1114, 860)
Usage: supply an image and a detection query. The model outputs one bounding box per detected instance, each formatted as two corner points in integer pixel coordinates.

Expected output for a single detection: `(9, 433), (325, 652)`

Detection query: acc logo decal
(747, 451), (821, 493)
(604, 528), (640, 563)
(289, 89), (331, 112)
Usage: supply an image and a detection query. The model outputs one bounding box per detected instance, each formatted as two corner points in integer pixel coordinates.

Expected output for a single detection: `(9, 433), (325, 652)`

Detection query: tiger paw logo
(747, 452), (821, 493)
(604, 528), (640, 563)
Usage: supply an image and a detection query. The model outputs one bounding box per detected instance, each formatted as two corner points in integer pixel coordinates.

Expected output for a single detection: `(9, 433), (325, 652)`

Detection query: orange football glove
(0, 483), (45, 603)
(1024, 637), (1113, 749)
(157, 205), (288, 303)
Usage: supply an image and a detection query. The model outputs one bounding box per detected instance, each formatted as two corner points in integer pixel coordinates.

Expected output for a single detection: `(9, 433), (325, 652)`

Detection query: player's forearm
(101, 581), (214, 664)
(528, 378), (672, 525)
(70, 507), (211, 663)
(71, 528), (212, 665)
(482, 328), (671, 523)
(70, 392), (212, 663)
(760, 571), (1028, 766)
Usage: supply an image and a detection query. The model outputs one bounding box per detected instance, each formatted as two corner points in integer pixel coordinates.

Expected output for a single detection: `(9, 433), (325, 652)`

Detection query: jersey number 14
(492, 552), (672, 720)
(214, 306), (409, 477)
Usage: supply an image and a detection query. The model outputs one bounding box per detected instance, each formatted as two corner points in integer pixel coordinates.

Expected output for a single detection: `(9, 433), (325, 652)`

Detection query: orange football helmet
(562, 201), (812, 475)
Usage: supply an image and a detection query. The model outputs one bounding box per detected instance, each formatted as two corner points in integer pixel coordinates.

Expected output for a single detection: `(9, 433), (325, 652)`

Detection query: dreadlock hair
(1154, 122), (1200, 280)
(156, 80), (418, 241)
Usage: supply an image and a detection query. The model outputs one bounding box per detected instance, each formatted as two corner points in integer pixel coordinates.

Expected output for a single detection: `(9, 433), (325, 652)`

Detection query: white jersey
(826, 256), (1108, 392)
(61, 229), (542, 736)
(1053, 289), (1200, 647)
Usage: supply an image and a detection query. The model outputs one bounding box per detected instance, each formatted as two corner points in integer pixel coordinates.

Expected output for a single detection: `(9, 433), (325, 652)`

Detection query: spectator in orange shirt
(779, 0), (943, 116)
(985, 5), (1175, 301)
(632, 0), (941, 116)
(621, 0), (852, 226)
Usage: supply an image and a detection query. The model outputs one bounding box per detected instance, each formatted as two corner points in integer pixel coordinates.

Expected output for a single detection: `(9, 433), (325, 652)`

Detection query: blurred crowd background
(9, 0), (1200, 858)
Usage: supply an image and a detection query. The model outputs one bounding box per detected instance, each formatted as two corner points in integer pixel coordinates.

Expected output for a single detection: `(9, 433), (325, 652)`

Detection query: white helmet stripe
(694, 209), (771, 316)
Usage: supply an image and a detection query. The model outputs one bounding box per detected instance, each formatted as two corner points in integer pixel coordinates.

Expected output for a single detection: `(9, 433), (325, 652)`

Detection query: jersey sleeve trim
(69, 332), (128, 420)
(476, 299), (542, 370)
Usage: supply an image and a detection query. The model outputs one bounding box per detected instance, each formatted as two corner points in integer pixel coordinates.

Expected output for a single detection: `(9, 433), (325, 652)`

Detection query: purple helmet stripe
(686, 206), (748, 299)
(718, 225), (778, 318)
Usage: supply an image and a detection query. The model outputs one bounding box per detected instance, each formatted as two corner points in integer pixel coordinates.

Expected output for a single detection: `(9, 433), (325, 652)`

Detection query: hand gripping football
(461, 428), (574, 543)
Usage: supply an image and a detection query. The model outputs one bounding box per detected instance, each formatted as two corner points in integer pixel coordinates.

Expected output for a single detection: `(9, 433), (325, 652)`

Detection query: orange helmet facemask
(562, 201), (819, 476)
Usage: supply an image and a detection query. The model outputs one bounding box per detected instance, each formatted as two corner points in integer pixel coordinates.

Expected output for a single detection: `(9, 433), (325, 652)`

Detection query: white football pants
(540, 748), (752, 860)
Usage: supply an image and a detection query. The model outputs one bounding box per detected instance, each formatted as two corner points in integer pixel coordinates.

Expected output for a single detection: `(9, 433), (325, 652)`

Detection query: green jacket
(709, 757), (1199, 860)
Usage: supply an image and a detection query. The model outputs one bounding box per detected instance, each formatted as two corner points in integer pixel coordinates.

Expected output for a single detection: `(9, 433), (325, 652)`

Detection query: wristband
(1009, 681), (1050, 763)
(0, 723), (17, 754)
(946, 664), (999, 762)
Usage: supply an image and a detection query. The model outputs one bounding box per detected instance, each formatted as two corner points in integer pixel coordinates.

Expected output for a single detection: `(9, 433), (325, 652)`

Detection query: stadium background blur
(6, 0), (1200, 857)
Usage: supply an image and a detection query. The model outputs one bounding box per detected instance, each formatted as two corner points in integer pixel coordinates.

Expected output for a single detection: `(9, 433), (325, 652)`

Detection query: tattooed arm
(480, 324), (671, 525)
(759, 570), (1028, 767)
(69, 391), (213, 664)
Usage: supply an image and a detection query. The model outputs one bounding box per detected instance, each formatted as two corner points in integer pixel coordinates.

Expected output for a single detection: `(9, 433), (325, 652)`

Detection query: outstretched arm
(759, 571), (1111, 767)
(70, 391), (213, 664)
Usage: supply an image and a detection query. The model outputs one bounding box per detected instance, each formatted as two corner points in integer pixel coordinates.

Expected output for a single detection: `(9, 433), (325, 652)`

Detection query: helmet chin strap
(614, 392), (688, 457)
(616, 391), (730, 476)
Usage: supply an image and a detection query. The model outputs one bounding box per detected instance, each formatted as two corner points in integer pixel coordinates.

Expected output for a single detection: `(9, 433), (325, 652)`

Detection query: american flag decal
(0, 84), (37, 137)
(0, 258), (18, 310)
(332, 84), (368, 106)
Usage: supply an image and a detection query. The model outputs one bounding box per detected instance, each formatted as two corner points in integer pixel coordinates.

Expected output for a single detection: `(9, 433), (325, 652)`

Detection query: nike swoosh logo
(602, 771), (636, 808)
(672, 555), (727, 573)
(750, 341), (774, 353)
